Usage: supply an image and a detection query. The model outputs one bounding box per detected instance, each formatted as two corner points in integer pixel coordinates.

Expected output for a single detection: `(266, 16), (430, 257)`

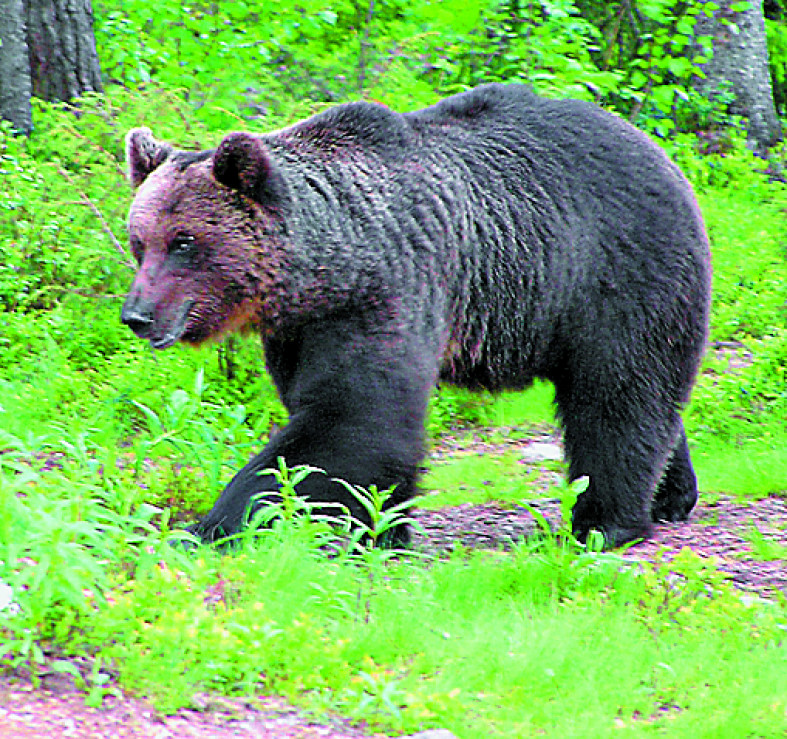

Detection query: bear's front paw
(572, 492), (651, 549)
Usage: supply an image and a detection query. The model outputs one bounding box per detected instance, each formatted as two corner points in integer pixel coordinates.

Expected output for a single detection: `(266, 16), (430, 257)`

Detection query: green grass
(745, 526), (787, 561)
(696, 188), (787, 343)
(489, 381), (556, 426)
(421, 448), (544, 508)
(694, 439), (787, 499)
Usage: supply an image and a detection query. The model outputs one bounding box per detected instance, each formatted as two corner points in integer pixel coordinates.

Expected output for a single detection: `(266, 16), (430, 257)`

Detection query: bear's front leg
(193, 319), (436, 545)
(192, 409), (419, 545)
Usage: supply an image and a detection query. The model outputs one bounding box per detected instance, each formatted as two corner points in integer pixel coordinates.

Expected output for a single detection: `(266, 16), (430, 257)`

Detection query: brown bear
(121, 83), (711, 547)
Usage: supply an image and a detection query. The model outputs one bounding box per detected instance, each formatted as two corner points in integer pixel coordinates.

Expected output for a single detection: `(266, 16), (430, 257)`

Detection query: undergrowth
(1, 457), (785, 736)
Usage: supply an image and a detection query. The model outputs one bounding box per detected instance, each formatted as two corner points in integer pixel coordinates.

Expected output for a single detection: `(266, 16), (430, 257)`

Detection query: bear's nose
(121, 295), (155, 338)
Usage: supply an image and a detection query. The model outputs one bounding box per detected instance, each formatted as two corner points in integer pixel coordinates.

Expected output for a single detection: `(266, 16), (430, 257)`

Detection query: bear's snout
(121, 293), (155, 339)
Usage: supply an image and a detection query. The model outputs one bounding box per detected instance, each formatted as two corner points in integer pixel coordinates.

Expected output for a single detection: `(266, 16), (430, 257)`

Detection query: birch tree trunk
(696, 0), (782, 151)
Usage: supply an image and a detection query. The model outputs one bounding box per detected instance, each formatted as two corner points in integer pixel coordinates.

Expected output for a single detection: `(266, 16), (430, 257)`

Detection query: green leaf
(676, 17), (696, 36)
(50, 660), (83, 682)
(668, 57), (693, 78)
(227, 2), (250, 20)
(637, 0), (670, 23)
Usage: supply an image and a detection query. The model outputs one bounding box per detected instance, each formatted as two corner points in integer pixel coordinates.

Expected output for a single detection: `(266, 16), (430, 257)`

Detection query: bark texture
(696, 0), (782, 150)
(0, 0), (33, 134)
(25, 0), (103, 103)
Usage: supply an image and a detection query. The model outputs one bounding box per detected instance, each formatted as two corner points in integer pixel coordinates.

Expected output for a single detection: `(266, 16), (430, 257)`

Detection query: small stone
(519, 442), (562, 463)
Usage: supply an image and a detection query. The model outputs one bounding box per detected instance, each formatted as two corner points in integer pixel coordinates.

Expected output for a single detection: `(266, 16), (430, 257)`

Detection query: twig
(57, 167), (135, 270)
(601, 1), (631, 70)
(357, 0), (376, 95)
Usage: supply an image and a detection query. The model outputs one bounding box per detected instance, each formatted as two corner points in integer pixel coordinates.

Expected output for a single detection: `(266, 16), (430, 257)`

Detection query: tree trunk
(696, 0), (782, 151)
(0, 0), (33, 135)
(24, 0), (103, 103)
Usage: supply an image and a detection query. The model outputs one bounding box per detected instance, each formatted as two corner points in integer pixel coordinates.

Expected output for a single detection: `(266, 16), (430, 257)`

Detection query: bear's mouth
(150, 299), (195, 350)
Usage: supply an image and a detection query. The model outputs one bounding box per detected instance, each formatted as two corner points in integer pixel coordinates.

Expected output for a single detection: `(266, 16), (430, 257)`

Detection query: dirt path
(1, 429), (784, 738)
(0, 676), (400, 738)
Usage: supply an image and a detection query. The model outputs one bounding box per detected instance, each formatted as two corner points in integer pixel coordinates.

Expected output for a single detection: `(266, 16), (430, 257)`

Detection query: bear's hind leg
(650, 423), (698, 523)
(557, 384), (683, 547)
(566, 434), (655, 548)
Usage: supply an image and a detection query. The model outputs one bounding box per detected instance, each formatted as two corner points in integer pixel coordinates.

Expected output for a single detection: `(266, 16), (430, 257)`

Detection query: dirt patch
(411, 495), (787, 597)
(0, 672), (389, 739)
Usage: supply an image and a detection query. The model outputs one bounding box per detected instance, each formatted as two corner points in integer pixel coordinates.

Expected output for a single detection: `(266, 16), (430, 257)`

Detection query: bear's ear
(126, 128), (173, 187)
(212, 132), (288, 208)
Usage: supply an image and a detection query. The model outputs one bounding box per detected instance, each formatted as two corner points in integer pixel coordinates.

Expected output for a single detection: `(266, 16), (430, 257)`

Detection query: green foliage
(90, 0), (779, 139)
(0, 118), (123, 316)
(573, 0), (735, 135)
(678, 174), (787, 444)
(427, 386), (496, 436)
(92, 0), (626, 117)
(0, 431), (167, 667)
(428, 381), (556, 437)
(4, 485), (784, 735)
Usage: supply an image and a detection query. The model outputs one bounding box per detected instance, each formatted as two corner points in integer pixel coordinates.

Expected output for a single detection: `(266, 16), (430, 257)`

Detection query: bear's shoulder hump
(405, 83), (536, 125)
(282, 101), (411, 154)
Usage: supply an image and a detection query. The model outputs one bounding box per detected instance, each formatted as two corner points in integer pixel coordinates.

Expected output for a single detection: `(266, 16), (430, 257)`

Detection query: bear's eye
(168, 234), (197, 258)
(129, 236), (145, 264)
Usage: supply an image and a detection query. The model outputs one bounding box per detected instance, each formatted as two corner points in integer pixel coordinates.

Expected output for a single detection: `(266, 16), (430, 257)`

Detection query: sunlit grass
(489, 380), (556, 426)
(420, 450), (544, 508)
(694, 438), (787, 499)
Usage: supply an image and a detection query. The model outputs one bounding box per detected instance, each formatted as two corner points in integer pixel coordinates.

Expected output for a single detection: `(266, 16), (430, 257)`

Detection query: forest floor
(1, 430), (785, 739)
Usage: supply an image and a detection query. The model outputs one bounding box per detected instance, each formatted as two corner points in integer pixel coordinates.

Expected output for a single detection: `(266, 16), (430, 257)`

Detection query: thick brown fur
(122, 84), (711, 547)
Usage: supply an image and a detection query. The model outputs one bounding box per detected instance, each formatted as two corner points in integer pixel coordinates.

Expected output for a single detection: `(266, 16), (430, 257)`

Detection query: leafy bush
(95, 0), (703, 118)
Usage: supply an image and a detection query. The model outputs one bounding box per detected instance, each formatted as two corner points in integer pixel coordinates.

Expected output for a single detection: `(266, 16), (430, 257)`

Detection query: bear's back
(276, 84), (579, 166)
(273, 84), (683, 209)
(404, 83), (686, 197)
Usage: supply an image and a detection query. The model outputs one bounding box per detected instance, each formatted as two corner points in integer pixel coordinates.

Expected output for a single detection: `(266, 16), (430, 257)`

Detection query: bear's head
(121, 128), (290, 349)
